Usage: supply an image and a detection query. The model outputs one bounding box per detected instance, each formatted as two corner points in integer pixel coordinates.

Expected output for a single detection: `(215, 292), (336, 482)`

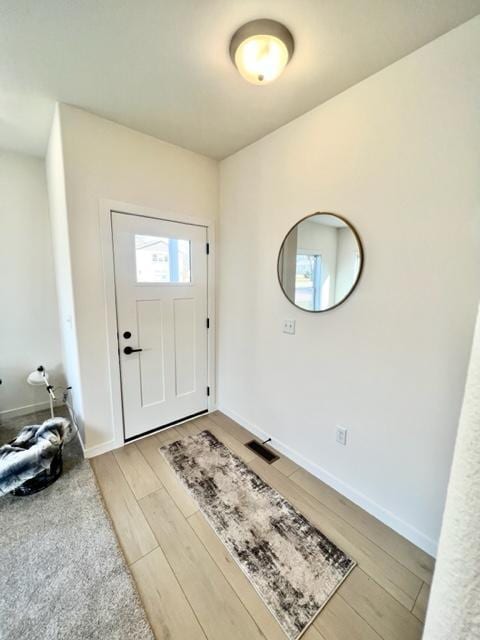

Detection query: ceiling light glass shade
(230, 20), (294, 85)
(235, 34), (289, 84)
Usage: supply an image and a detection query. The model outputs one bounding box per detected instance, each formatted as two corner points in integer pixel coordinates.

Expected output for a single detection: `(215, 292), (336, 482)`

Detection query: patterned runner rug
(161, 430), (355, 640)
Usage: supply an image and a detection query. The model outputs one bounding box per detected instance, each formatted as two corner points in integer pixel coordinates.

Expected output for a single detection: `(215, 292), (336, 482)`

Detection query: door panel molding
(98, 199), (216, 452)
(137, 299), (166, 408)
(173, 297), (197, 398)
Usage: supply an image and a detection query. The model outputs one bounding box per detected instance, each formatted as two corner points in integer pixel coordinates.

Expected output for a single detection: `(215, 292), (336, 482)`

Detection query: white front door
(112, 212), (209, 440)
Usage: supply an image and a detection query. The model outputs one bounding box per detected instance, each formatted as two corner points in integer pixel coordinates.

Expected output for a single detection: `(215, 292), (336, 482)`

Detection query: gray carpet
(0, 408), (153, 640)
(161, 430), (356, 640)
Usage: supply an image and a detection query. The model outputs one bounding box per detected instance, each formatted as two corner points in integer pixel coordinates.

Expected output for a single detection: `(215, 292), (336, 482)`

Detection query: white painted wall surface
(0, 150), (63, 416)
(423, 305), (480, 639)
(218, 17), (480, 553)
(46, 106), (84, 439)
(57, 105), (218, 450)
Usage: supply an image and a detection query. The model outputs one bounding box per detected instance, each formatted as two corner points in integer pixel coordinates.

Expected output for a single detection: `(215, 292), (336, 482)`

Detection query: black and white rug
(160, 430), (355, 640)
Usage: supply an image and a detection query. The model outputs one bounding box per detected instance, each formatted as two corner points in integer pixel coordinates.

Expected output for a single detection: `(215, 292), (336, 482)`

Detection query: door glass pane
(135, 234), (191, 283)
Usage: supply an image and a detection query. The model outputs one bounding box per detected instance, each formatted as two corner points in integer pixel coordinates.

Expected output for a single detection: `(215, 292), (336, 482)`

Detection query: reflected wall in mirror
(278, 213), (363, 312)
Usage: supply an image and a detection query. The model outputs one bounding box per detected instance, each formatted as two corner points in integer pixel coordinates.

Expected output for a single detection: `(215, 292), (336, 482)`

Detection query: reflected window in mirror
(278, 213), (363, 312)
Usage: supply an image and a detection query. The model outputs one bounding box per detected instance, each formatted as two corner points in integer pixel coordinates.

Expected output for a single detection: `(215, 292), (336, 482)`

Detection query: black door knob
(123, 346), (143, 355)
(123, 331), (132, 339)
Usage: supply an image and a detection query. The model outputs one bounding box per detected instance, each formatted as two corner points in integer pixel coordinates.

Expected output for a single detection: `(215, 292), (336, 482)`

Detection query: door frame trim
(99, 199), (216, 449)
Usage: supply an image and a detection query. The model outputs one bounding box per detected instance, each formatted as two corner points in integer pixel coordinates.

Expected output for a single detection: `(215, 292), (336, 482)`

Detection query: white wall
(53, 105), (218, 451)
(0, 150), (63, 417)
(218, 17), (480, 554)
(423, 305), (480, 639)
(46, 106), (84, 439)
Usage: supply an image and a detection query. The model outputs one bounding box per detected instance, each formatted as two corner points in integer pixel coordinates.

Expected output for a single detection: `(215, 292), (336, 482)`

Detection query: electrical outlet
(336, 426), (348, 446)
(283, 319), (296, 335)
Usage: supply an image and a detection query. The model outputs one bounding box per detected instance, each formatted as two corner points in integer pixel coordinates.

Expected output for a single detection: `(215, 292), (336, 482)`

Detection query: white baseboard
(0, 400), (52, 420)
(84, 439), (123, 458)
(218, 404), (438, 557)
(83, 409), (219, 458)
(64, 402), (85, 456)
(63, 402), (122, 458)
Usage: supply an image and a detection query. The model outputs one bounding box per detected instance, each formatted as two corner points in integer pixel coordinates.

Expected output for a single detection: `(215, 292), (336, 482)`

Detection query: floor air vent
(245, 440), (279, 464)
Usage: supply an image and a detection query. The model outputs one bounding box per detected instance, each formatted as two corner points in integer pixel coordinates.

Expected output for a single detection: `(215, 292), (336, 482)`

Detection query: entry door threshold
(124, 409), (208, 443)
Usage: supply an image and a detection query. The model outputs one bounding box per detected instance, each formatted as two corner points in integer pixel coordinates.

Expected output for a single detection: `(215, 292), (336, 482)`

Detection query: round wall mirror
(277, 212), (363, 312)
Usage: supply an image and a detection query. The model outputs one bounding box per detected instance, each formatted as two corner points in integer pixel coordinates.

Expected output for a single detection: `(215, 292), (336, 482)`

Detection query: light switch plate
(283, 319), (296, 334)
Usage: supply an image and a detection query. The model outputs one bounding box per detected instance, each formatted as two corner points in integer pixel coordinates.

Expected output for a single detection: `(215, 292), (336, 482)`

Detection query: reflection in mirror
(278, 213), (362, 312)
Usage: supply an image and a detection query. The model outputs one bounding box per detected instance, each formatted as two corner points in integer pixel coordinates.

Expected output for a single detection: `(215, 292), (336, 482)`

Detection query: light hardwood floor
(91, 411), (432, 640)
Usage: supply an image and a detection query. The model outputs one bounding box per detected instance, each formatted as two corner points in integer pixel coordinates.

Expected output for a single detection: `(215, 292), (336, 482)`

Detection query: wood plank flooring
(91, 411), (433, 640)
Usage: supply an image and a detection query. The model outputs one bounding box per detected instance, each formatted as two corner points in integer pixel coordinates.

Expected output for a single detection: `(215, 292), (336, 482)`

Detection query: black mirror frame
(277, 212), (364, 313)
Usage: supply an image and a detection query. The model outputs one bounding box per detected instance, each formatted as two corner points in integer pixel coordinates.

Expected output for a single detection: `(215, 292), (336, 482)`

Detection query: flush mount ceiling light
(230, 19), (294, 85)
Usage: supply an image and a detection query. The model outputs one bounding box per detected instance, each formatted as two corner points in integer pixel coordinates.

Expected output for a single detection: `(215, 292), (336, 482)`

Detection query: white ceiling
(1, 1), (479, 159)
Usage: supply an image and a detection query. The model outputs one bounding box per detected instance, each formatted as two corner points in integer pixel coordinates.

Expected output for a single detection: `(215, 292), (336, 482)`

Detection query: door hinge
(207, 386), (210, 397)
(206, 317), (210, 329)
(206, 242), (210, 255)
